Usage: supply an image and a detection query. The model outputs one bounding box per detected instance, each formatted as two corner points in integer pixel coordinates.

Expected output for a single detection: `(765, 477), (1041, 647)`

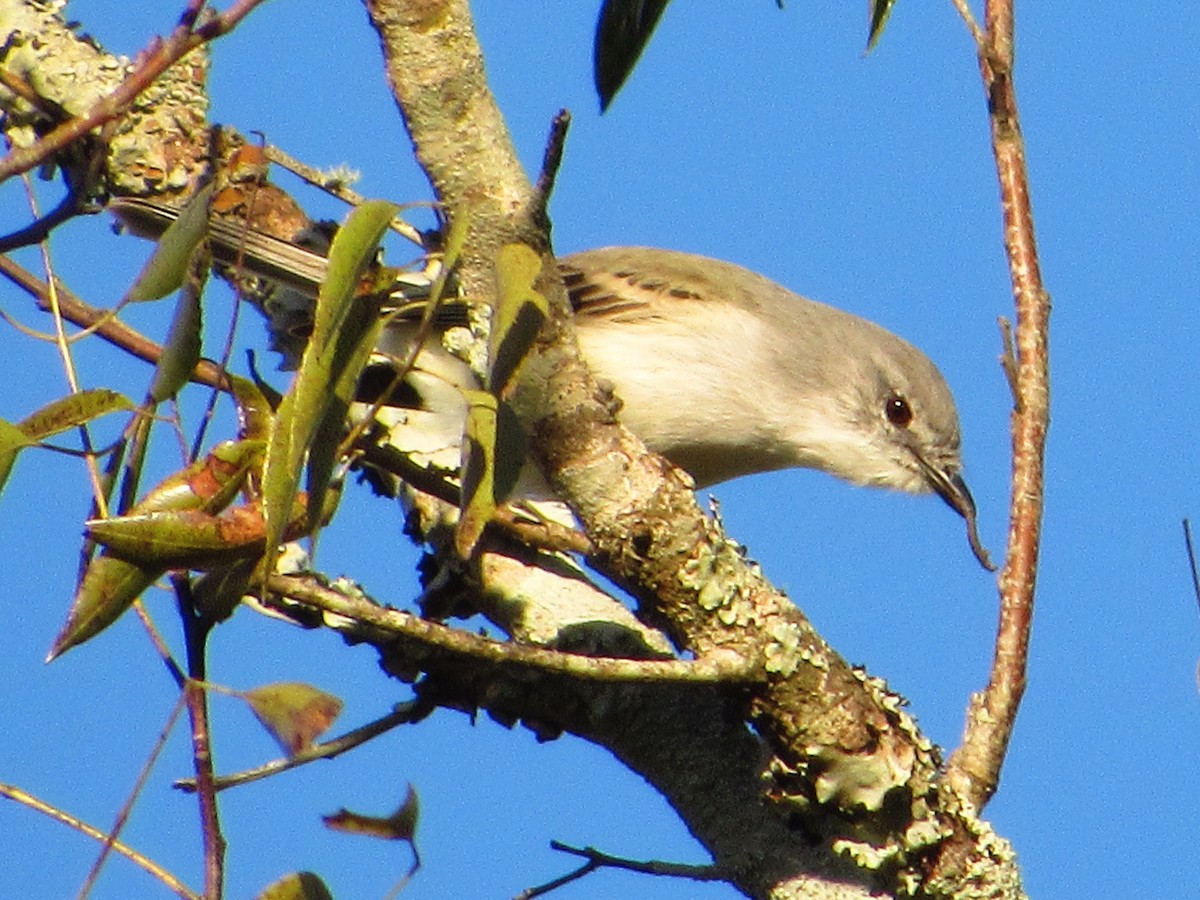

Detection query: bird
(108, 197), (993, 569)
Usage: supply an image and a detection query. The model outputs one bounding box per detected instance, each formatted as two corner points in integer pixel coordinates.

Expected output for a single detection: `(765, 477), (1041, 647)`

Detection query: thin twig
(75, 692), (189, 900)
(0, 782), (199, 900)
(175, 577), (225, 900)
(516, 841), (725, 898)
(533, 109), (572, 211)
(0, 0), (272, 184)
(948, 0), (987, 48)
(997, 316), (1019, 405)
(0, 254), (232, 391)
(1184, 520), (1200, 615)
(133, 599), (188, 688)
(174, 701), (426, 793)
(0, 181), (94, 253)
(263, 143), (429, 248)
(23, 177), (110, 514)
(0, 65), (65, 113)
(945, 0), (1050, 812)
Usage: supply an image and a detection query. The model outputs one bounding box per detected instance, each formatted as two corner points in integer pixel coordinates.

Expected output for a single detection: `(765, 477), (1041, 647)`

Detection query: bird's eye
(885, 393), (913, 428)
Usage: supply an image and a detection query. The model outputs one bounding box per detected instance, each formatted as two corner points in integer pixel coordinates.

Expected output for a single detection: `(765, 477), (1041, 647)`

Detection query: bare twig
(174, 701), (426, 793)
(0, 0), (271, 184)
(0, 782), (199, 900)
(0, 254), (232, 391)
(0, 181), (96, 252)
(533, 109), (572, 211)
(0, 65), (64, 114)
(74, 692), (190, 900)
(516, 841), (725, 898)
(948, 0), (987, 48)
(175, 577), (224, 900)
(945, 0), (1050, 812)
(263, 143), (429, 247)
(997, 316), (1019, 404)
(1184, 520), (1200, 614)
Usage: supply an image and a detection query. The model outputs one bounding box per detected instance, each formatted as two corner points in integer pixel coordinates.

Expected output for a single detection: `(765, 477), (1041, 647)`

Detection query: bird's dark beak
(920, 460), (996, 572)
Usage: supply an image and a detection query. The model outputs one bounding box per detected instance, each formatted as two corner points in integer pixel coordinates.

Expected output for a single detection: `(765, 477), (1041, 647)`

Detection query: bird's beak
(919, 459), (996, 572)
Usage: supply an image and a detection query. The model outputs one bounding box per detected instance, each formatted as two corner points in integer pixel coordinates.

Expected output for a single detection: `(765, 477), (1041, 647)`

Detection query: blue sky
(2, 1), (1198, 897)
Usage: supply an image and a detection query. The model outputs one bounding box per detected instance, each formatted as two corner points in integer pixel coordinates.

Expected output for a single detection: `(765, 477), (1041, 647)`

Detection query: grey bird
(109, 198), (993, 569)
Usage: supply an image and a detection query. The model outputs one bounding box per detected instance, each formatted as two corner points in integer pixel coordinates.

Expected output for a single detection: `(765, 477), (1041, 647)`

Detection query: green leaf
(456, 389), (498, 559)
(866, 0), (898, 51)
(489, 243), (548, 396)
(492, 398), (528, 506)
(593, 0), (672, 111)
(125, 183), (214, 302)
(46, 553), (163, 662)
(191, 558), (257, 623)
(261, 200), (397, 573)
(242, 681), (344, 756)
(0, 418), (33, 493)
(148, 282), (203, 403)
(254, 872), (334, 900)
(229, 374), (276, 442)
(455, 397), (526, 557)
(17, 389), (134, 441)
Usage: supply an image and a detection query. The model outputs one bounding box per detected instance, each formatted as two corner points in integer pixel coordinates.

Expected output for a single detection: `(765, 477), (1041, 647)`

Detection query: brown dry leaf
(322, 784), (420, 843)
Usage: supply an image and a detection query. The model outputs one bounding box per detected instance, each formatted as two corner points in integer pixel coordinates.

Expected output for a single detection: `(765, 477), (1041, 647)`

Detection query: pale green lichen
(696, 571), (728, 611)
(903, 814), (951, 853)
(853, 666), (938, 757)
(809, 740), (913, 811)
(796, 640), (830, 670)
(716, 603), (739, 625)
(681, 541), (760, 629)
(831, 835), (902, 870)
(763, 621), (802, 676)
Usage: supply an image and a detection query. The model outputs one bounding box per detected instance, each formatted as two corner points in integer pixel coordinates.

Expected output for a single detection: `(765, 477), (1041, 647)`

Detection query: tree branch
(265, 573), (760, 685)
(0, 0), (268, 184)
(360, 1), (1022, 896)
(944, 0), (1049, 814)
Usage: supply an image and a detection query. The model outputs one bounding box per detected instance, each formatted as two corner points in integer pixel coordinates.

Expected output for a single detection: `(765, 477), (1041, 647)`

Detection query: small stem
(174, 576), (225, 899)
(0, 781), (199, 899)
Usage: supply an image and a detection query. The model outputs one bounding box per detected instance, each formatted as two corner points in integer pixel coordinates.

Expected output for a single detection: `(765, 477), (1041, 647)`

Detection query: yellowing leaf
(0, 418), (33, 493)
(131, 439), (261, 516)
(17, 389), (134, 441)
(229, 374), (276, 442)
(48, 441), (262, 660)
(243, 682), (344, 756)
(88, 489), (311, 569)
